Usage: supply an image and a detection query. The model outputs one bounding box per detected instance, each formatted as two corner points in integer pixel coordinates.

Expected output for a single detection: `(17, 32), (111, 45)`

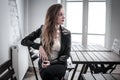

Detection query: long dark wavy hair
(41, 4), (62, 55)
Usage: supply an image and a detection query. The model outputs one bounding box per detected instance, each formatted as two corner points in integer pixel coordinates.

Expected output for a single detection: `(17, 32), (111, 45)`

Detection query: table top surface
(71, 43), (111, 52)
(71, 51), (120, 64)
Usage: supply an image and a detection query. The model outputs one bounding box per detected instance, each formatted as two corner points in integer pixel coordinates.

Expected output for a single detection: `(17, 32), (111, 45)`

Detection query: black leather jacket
(21, 25), (71, 65)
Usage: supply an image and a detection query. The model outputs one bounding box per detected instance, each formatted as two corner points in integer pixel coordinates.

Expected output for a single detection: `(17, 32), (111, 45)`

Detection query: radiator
(11, 43), (29, 80)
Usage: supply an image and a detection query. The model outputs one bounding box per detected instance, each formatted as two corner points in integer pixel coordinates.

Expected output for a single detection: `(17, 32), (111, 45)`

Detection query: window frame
(61, 0), (109, 47)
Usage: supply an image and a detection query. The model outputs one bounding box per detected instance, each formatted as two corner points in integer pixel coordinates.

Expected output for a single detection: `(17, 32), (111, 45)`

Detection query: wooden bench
(0, 59), (17, 80)
(28, 47), (39, 80)
(64, 57), (75, 80)
(82, 73), (120, 80)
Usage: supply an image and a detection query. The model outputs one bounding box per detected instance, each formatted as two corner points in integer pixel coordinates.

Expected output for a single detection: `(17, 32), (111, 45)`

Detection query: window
(88, 2), (106, 46)
(63, 0), (106, 46)
(66, 2), (83, 43)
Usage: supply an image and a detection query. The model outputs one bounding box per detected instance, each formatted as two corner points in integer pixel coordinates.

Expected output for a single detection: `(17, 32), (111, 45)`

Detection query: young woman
(21, 4), (71, 80)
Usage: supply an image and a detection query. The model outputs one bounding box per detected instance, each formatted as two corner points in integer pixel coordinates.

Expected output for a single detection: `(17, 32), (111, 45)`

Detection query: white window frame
(60, 0), (111, 47)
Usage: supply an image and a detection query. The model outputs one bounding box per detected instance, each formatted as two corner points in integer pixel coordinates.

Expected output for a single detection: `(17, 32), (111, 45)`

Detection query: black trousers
(39, 64), (66, 80)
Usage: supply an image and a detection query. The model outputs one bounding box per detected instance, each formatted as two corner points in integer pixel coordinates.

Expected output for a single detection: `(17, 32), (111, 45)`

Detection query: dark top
(21, 25), (71, 65)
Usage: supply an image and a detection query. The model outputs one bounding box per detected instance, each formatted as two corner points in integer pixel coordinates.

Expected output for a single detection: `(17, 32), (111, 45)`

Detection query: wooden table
(71, 44), (111, 52)
(70, 51), (120, 80)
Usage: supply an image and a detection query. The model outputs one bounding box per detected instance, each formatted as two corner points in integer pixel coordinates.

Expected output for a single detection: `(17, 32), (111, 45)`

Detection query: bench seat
(82, 73), (120, 80)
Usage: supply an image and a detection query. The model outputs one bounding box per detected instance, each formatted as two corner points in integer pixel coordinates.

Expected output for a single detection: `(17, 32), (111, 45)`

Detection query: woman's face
(56, 8), (65, 25)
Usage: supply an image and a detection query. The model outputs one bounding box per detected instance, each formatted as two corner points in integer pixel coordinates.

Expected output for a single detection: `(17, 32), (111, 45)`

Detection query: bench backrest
(0, 60), (17, 80)
(112, 38), (120, 54)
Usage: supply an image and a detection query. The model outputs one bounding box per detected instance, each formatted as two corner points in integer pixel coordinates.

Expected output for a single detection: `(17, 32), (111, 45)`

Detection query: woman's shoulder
(61, 26), (71, 35)
(36, 25), (44, 31)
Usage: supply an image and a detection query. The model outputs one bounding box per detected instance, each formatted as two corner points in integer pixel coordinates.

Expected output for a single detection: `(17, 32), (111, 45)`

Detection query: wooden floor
(23, 65), (120, 80)
(23, 67), (41, 80)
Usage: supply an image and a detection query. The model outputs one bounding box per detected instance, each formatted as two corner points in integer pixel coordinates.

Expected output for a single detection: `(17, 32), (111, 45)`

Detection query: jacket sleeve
(21, 26), (42, 50)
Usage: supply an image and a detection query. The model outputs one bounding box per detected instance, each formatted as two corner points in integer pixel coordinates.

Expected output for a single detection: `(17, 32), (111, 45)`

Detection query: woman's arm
(21, 26), (43, 50)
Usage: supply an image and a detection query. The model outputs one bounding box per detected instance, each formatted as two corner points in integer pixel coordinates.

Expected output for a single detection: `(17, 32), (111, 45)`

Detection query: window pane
(72, 34), (82, 43)
(88, 35), (105, 46)
(88, 2), (106, 34)
(89, 0), (106, 1)
(66, 2), (83, 33)
(67, 0), (83, 1)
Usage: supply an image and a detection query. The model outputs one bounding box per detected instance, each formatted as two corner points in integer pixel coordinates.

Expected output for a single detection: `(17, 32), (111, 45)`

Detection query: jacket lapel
(58, 26), (65, 57)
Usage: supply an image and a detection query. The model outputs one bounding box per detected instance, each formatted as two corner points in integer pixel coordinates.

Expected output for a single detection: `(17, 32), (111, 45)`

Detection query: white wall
(109, 0), (120, 48)
(28, 0), (57, 33)
(0, 0), (26, 65)
(24, 0), (29, 36)
(0, 0), (11, 64)
(0, 0), (28, 79)
(16, 0), (25, 38)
